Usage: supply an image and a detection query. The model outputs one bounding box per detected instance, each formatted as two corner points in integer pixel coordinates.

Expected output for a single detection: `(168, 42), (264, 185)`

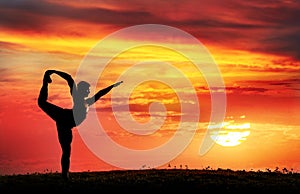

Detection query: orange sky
(0, 0), (300, 175)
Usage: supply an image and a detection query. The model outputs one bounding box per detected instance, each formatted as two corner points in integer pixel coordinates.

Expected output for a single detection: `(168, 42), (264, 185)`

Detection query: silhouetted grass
(1, 169), (299, 193)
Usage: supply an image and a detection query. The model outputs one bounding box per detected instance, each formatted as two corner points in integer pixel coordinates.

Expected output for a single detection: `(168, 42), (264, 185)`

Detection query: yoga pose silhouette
(38, 69), (122, 180)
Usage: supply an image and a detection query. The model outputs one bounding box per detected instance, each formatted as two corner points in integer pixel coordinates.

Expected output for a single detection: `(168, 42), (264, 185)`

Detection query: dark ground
(1, 169), (299, 193)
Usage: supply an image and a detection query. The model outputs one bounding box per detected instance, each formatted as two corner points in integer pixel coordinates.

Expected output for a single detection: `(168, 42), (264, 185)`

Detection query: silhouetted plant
(204, 166), (211, 170)
(282, 167), (288, 174)
(265, 168), (271, 173)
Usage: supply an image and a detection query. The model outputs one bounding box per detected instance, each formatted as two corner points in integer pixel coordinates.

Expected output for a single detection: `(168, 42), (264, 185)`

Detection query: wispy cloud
(1, 0), (300, 59)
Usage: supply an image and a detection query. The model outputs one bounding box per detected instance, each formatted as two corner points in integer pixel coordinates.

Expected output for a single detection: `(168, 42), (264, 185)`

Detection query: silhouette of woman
(38, 69), (122, 180)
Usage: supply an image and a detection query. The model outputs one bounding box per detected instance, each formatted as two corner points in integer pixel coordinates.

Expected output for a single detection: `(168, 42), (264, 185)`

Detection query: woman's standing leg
(57, 124), (73, 180)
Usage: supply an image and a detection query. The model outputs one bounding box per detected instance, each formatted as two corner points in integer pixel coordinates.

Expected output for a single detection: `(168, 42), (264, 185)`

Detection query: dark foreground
(1, 169), (299, 193)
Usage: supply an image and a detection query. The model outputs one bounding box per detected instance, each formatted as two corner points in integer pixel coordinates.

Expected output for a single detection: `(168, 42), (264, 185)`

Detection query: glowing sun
(209, 116), (251, 147)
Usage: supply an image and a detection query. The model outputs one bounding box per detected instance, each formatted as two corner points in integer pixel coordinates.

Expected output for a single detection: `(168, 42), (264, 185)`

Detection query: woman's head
(77, 81), (90, 97)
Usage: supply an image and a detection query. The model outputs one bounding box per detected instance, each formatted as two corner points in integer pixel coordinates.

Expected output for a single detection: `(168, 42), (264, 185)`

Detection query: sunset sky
(1, 0), (300, 175)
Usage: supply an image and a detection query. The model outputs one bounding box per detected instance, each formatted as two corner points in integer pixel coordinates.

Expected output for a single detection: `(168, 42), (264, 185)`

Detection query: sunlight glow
(209, 119), (251, 147)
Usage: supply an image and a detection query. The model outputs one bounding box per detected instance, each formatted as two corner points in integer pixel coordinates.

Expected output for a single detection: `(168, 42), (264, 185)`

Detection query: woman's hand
(113, 81), (123, 87)
(45, 69), (56, 75)
(44, 70), (55, 83)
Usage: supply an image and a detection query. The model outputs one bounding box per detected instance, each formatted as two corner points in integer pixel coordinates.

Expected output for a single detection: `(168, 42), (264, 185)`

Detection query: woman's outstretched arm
(86, 81), (123, 106)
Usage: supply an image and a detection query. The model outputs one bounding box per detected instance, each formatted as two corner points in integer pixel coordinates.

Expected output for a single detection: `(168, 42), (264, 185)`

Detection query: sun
(209, 116), (251, 147)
